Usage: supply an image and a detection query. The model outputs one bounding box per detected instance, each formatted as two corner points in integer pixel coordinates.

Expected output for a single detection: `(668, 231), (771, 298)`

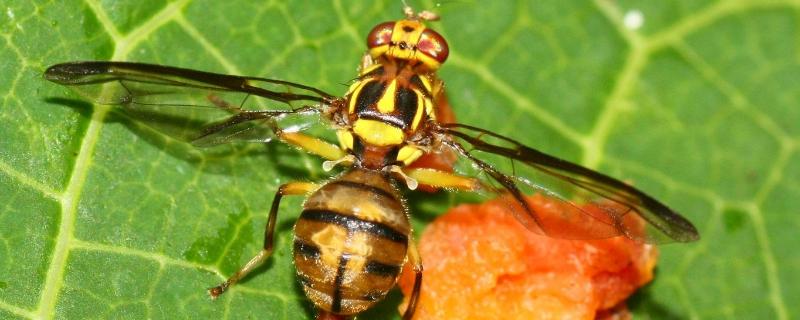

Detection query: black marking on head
(402, 26), (415, 32)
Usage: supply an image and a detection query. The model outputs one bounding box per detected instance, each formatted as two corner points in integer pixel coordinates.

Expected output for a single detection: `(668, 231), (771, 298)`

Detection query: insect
(44, 5), (699, 320)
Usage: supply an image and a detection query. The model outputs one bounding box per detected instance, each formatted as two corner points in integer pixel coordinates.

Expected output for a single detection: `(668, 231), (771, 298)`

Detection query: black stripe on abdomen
(364, 260), (401, 277)
(330, 254), (350, 313)
(293, 240), (320, 260)
(299, 209), (408, 243)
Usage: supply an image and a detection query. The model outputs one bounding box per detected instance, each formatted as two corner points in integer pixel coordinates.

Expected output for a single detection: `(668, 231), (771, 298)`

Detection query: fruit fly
(43, 5), (699, 320)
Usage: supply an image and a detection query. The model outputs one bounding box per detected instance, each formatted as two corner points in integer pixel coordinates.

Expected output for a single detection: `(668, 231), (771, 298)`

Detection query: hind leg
(209, 181), (317, 298)
(401, 236), (423, 320)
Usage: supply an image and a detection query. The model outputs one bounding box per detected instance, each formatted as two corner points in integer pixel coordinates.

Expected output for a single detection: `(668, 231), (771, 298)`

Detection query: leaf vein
(0, 160), (60, 200)
(447, 53), (583, 144)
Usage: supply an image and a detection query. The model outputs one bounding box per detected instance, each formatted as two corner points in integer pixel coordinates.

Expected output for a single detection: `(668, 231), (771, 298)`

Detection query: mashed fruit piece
(399, 195), (657, 320)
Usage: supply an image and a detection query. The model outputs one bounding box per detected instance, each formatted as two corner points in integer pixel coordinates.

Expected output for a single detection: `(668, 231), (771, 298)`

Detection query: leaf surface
(1, 0), (797, 319)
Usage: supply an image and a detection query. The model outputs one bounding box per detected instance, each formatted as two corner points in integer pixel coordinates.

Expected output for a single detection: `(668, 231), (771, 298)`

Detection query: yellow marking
(397, 145), (423, 165)
(415, 55), (441, 71)
(424, 97), (435, 119)
(312, 226), (347, 269)
(280, 132), (345, 161)
(353, 119), (404, 146)
(336, 130), (354, 151)
(431, 78), (444, 98)
(349, 201), (409, 228)
(349, 201), (385, 221)
(345, 81), (360, 96)
(310, 225), (373, 279)
(418, 77), (439, 119)
(376, 79), (397, 113)
(410, 90), (424, 130)
(418, 75), (433, 94)
(369, 46), (389, 61)
(360, 63), (382, 76)
(405, 168), (481, 191)
(344, 233), (372, 274)
(348, 79), (371, 114)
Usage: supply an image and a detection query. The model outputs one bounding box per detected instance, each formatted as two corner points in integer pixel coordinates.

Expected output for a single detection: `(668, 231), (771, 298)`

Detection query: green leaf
(1, 0), (797, 319)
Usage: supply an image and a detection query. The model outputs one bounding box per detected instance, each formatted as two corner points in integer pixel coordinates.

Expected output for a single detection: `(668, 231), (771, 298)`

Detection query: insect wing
(439, 123), (699, 244)
(192, 107), (324, 147)
(44, 61), (331, 145)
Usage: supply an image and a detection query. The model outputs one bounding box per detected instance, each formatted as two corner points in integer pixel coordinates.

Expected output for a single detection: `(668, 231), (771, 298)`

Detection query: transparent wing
(44, 61), (333, 145)
(437, 123), (699, 244)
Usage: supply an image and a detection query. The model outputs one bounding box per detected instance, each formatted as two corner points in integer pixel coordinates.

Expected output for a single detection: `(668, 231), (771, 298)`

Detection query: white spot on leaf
(623, 10), (644, 30)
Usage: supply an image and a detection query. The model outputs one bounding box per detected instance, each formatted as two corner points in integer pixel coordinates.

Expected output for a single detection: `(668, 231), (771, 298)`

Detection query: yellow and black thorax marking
(337, 63), (438, 168)
(293, 169), (409, 315)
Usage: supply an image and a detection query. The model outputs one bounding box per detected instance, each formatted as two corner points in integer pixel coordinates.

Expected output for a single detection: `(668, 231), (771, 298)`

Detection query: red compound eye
(417, 29), (449, 64)
(367, 21), (395, 49)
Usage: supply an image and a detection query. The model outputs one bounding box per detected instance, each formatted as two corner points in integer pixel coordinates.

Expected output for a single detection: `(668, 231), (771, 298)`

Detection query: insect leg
(403, 167), (481, 191)
(402, 237), (423, 320)
(278, 131), (346, 161)
(209, 181), (318, 298)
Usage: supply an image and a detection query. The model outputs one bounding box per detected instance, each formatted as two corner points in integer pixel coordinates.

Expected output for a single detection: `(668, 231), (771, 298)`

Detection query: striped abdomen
(293, 169), (410, 315)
